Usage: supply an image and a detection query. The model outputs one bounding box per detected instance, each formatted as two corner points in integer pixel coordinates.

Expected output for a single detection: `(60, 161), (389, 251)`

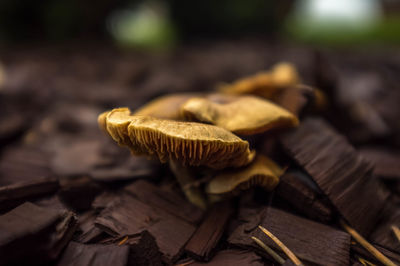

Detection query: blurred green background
(0, 0), (399, 49)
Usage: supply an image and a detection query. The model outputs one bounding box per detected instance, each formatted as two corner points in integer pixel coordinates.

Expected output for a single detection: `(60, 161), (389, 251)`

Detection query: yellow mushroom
(181, 95), (299, 135)
(133, 93), (201, 120)
(101, 107), (255, 169)
(206, 154), (283, 200)
(217, 62), (300, 99)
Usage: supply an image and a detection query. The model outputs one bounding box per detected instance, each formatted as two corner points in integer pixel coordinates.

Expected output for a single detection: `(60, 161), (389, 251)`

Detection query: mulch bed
(1, 40), (400, 265)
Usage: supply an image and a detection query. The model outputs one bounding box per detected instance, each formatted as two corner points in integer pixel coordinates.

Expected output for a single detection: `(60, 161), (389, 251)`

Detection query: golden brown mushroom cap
(181, 95), (299, 135)
(98, 110), (109, 132)
(205, 154), (283, 197)
(133, 93), (201, 120)
(217, 62), (300, 99)
(101, 108), (255, 169)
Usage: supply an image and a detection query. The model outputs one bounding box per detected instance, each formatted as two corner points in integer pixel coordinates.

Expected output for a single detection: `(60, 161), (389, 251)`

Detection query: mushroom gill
(181, 95), (299, 135)
(102, 107), (255, 169)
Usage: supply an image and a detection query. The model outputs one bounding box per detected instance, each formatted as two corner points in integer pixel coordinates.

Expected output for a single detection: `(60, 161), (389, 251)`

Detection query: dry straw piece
(181, 95), (299, 135)
(258, 225), (304, 266)
(206, 155), (283, 198)
(100, 107), (255, 169)
(341, 220), (396, 266)
(251, 236), (285, 265)
(217, 62), (300, 99)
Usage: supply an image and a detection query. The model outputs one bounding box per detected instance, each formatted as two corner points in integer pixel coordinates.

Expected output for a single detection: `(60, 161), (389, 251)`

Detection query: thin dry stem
(391, 225), (400, 243)
(118, 236), (129, 246)
(251, 236), (285, 265)
(358, 257), (377, 266)
(258, 225), (303, 266)
(340, 220), (396, 266)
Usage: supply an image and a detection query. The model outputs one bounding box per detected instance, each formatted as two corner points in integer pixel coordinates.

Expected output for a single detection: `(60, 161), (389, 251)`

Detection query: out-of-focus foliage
(285, 0), (400, 46)
(108, 2), (176, 50)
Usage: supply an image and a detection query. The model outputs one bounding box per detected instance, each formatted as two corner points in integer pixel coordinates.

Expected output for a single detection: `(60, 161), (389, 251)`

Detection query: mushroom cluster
(98, 62), (321, 208)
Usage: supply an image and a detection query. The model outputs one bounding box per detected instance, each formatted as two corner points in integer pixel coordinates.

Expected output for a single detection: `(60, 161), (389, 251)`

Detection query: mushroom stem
(169, 160), (208, 209)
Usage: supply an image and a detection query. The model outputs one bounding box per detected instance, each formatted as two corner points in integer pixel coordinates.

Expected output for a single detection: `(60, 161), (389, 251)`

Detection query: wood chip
(0, 176), (59, 213)
(58, 241), (129, 266)
(0, 202), (77, 265)
(275, 172), (333, 222)
(280, 118), (390, 236)
(95, 192), (196, 262)
(124, 180), (204, 224)
(359, 147), (400, 180)
(187, 249), (264, 266)
(185, 201), (234, 261)
(229, 207), (350, 265)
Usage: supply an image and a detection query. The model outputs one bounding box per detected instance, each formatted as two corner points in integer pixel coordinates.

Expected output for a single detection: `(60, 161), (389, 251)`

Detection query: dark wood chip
(280, 118), (390, 236)
(275, 171), (333, 223)
(0, 145), (53, 185)
(185, 201), (233, 261)
(369, 201), (400, 253)
(0, 202), (77, 265)
(58, 176), (102, 212)
(125, 180), (204, 224)
(187, 249), (264, 266)
(95, 192), (196, 262)
(51, 139), (104, 177)
(74, 210), (107, 244)
(229, 207), (350, 266)
(58, 241), (129, 266)
(90, 156), (159, 182)
(359, 147), (400, 179)
(128, 231), (164, 266)
(0, 176), (59, 213)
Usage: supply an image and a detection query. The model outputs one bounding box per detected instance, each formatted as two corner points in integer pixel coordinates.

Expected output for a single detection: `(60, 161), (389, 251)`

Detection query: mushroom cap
(205, 154), (283, 197)
(133, 93), (201, 120)
(217, 62), (300, 99)
(101, 107), (255, 169)
(181, 95), (299, 135)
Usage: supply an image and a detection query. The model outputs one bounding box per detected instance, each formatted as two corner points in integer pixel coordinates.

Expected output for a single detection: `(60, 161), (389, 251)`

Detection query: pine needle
(118, 236), (129, 246)
(391, 225), (400, 243)
(251, 236), (285, 265)
(340, 220), (396, 266)
(258, 225), (304, 266)
(358, 257), (377, 266)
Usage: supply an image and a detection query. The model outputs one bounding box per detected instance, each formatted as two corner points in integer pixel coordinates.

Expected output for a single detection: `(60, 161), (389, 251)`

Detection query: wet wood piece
(229, 207), (350, 266)
(185, 201), (234, 261)
(280, 118), (390, 236)
(0, 176), (59, 213)
(188, 249), (264, 266)
(0, 202), (77, 266)
(95, 192), (196, 262)
(58, 241), (129, 266)
(124, 180), (204, 224)
(275, 172), (333, 223)
(359, 147), (400, 179)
